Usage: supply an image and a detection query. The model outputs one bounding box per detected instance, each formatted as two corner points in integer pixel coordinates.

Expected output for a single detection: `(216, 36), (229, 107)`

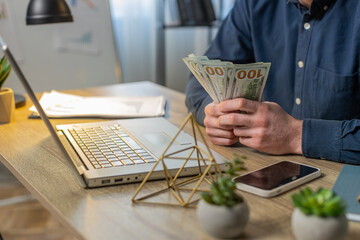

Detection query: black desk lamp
(26, 0), (73, 25)
(13, 0), (73, 108)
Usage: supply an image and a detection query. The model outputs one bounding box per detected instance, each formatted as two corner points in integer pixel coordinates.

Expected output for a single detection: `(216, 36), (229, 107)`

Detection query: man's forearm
(302, 119), (360, 164)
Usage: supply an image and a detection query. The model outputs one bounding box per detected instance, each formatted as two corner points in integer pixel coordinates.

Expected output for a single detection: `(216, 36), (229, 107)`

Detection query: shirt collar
(287, 0), (337, 19)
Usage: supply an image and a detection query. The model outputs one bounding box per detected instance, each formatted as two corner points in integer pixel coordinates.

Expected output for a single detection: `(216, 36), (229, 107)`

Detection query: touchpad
(143, 132), (192, 147)
(143, 132), (175, 146)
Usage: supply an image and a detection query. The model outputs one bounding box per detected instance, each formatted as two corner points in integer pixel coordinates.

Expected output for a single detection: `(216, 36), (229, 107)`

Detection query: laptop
(0, 37), (228, 188)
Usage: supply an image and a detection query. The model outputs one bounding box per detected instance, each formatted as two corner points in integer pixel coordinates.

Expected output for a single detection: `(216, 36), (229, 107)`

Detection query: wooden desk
(0, 81), (359, 239)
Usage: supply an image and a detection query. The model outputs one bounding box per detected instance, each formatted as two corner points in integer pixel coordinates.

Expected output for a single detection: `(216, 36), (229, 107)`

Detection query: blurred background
(1, 0), (235, 94)
(0, 1), (235, 238)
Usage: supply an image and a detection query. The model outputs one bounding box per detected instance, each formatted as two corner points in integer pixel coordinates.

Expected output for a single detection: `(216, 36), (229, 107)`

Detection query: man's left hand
(217, 98), (303, 155)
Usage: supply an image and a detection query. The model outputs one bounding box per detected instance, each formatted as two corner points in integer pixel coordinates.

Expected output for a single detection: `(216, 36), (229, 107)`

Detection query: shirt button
(298, 61), (304, 68)
(304, 22), (311, 30)
(323, 5), (328, 11)
(296, 98), (301, 105)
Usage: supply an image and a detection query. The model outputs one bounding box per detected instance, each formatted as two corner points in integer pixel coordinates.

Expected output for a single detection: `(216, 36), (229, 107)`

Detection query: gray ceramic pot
(197, 199), (249, 239)
(292, 208), (348, 240)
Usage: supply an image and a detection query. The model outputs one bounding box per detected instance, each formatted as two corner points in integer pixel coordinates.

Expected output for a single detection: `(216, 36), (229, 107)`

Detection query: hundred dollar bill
(183, 54), (271, 103)
(183, 55), (221, 103)
(197, 60), (233, 103)
(229, 63), (271, 101)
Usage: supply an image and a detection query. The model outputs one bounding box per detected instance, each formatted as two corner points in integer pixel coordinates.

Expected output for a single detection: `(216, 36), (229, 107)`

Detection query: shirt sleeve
(302, 119), (360, 164)
(185, 0), (254, 125)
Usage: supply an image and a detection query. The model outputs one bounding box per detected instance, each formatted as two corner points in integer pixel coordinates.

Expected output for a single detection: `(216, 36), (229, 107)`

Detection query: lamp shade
(26, 0), (73, 25)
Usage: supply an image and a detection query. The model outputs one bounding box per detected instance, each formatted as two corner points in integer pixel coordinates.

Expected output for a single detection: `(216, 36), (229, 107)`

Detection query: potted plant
(291, 187), (348, 240)
(0, 55), (14, 123)
(197, 154), (249, 239)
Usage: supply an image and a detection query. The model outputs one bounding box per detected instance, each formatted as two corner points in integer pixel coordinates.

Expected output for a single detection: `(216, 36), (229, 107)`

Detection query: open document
(29, 91), (166, 118)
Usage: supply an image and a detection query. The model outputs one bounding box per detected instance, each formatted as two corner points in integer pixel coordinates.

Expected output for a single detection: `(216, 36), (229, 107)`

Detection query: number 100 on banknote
(183, 54), (271, 103)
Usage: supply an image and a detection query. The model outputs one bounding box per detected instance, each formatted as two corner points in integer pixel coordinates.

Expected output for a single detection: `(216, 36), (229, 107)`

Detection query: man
(185, 0), (360, 164)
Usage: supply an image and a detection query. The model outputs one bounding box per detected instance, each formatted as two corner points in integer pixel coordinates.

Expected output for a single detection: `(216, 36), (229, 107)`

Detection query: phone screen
(233, 161), (319, 190)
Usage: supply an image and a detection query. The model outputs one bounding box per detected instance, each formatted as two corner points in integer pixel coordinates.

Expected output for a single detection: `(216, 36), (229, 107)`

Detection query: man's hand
(204, 98), (303, 155)
(204, 102), (239, 146)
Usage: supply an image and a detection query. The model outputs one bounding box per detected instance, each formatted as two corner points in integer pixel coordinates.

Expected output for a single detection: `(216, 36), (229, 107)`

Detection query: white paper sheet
(30, 91), (166, 118)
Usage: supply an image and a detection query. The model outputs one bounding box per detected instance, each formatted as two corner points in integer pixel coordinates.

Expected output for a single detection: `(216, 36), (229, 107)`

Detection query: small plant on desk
(0, 55), (15, 123)
(0, 56), (11, 90)
(291, 187), (348, 240)
(196, 154), (249, 239)
(200, 154), (246, 206)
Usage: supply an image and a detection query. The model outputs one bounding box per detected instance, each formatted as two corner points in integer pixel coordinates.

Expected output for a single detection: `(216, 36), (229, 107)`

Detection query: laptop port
(102, 179), (111, 184)
(114, 178), (123, 183)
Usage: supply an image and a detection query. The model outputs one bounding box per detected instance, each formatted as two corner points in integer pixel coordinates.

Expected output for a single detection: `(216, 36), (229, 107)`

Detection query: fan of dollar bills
(183, 54), (271, 103)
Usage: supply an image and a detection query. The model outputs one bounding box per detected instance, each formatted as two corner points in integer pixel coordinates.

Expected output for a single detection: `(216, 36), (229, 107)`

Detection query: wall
(110, 0), (234, 93)
(165, 27), (213, 92)
(1, 0), (120, 95)
(1, 0), (234, 95)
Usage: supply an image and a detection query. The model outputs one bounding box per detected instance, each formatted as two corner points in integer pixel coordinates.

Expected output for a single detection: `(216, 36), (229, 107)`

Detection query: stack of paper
(29, 91), (166, 118)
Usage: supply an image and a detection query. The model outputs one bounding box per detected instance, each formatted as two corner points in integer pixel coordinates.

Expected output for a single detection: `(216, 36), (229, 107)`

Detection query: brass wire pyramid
(132, 113), (223, 207)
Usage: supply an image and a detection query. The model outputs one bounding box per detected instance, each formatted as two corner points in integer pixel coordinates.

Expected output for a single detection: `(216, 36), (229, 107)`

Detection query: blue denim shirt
(185, 0), (360, 164)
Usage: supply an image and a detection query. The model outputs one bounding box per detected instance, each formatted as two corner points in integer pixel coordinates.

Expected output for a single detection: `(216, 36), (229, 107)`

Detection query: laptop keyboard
(68, 125), (156, 169)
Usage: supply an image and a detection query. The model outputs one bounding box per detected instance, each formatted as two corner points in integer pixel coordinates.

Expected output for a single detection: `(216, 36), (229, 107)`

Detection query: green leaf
(200, 192), (214, 204)
(203, 153), (247, 206)
(298, 206), (312, 215)
(322, 189), (334, 201)
(291, 194), (303, 208)
(291, 187), (347, 217)
(301, 187), (313, 197)
(0, 56), (11, 89)
(0, 56), (5, 68)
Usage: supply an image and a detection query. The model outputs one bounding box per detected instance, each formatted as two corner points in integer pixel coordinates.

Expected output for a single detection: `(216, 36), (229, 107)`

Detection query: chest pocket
(313, 67), (360, 120)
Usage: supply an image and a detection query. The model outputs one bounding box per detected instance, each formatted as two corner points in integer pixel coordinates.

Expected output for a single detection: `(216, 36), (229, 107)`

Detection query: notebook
(0, 37), (227, 188)
(332, 164), (360, 222)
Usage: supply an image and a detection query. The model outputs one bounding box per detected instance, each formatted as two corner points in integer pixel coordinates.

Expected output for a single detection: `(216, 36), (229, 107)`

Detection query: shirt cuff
(302, 119), (342, 162)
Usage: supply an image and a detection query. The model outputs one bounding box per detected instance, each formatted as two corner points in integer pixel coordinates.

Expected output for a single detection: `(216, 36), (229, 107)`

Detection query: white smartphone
(233, 161), (321, 198)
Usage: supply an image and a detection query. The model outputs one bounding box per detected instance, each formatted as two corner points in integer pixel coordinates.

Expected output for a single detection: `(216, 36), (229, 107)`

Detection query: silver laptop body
(0, 37), (228, 188)
(57, 118), (228, 187)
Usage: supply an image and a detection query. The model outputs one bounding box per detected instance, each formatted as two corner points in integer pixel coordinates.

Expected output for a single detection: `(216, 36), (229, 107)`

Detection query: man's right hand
(204, 102), (239, 145)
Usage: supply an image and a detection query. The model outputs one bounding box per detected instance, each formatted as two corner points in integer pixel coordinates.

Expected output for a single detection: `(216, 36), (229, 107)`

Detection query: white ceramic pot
(0, 87), (15, 124)
(292, 208), (348, 240)
(197, 199), (249, 239)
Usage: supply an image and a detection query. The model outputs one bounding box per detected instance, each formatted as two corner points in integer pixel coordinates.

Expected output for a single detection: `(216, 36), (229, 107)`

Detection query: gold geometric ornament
(132, 113), (223, 207)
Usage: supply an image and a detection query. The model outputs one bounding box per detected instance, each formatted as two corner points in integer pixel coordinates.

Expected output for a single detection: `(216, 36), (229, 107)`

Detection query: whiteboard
(0, 0), (121, 94)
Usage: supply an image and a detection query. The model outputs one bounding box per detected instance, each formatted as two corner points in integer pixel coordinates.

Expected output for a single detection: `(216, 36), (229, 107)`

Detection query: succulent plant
(0, 55), (12, 90)
(291, 187), (347, 217)
(200, 153), (246, 207)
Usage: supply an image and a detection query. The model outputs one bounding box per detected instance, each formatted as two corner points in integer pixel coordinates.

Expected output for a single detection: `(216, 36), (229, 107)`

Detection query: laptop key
(122, 159), (134, 165)
(112, 161), (123, 166)
(127, 153), (138, 157)
(101, 163), (113, 168)
(108, 157), (119, 162)
(93, 164), (102, 169)
(98, 160), (110, 165)
(145, 158), (157, 163)
(72, 125), (157, 169)
(122, 137), (142, 150)
(134, 159), (145, 164)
